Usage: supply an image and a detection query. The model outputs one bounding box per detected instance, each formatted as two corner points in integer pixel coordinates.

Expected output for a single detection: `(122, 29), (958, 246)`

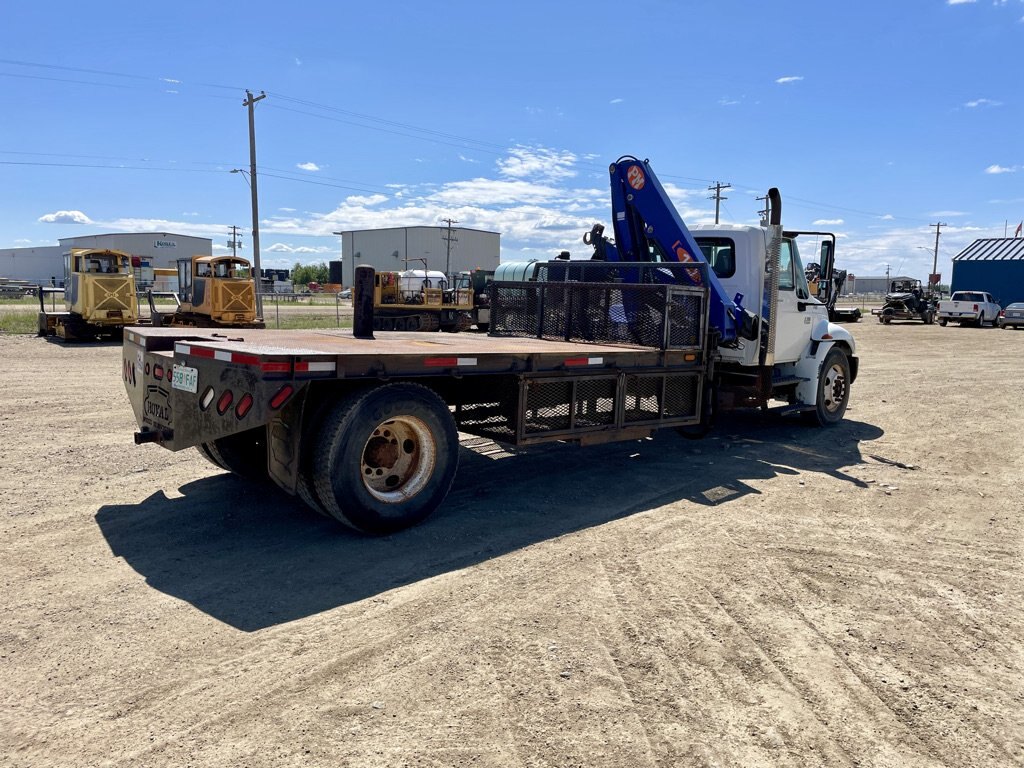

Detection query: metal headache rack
(488, 261), (709, 351)
(453, 261), (711, 443)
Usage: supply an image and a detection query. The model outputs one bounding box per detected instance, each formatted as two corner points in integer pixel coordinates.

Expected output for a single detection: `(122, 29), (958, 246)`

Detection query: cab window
(778, 240), (811, 299)
(695, 237), (735, 279)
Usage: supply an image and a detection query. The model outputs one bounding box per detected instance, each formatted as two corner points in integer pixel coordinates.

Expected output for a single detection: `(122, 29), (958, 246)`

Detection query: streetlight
(231, 168), (262, 314)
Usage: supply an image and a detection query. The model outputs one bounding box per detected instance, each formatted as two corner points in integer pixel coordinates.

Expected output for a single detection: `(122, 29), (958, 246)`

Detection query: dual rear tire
(310, 383), (460, 534)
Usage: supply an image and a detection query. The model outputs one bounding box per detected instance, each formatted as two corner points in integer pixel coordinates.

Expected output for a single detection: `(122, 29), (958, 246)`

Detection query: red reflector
(261, 361), (291, 373)
(190, 347), (215, 359)
(269, 384), (294, 410)
(153, 364), (164, 380)
(233, 353), (261, 366)
(217, 390), (234, 415)
(235, 393), (254, 419)
(424, 357), (458, 367)
(564, 357), (589, 366)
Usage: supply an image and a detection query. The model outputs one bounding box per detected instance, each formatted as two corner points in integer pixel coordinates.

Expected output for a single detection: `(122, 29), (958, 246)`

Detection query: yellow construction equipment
(149, 255), (264, 328)
(371, 269), (474, 332)
(38, 248), (138, 341)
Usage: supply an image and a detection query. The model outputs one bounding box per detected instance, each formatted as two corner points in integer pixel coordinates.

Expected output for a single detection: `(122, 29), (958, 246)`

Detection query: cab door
(771, 239), (817, 363)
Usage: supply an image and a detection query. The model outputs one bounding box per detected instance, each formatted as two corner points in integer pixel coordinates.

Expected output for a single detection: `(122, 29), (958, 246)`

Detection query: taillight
(217, 390), (234, 415)
(269, 384), (294, 410)
(235, 393), (254, 419)
(973, 304), (979, 311)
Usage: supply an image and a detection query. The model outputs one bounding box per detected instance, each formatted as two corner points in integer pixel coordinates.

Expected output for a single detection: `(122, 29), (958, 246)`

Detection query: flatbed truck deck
(123, 272), (711, 533)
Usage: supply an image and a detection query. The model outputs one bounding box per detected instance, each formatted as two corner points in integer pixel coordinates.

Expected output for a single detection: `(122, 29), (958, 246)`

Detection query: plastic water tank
(494, 261), (540, 282)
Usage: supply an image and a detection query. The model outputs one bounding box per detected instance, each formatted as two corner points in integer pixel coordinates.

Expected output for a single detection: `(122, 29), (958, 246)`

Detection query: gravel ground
(1, 318), (1021, 767)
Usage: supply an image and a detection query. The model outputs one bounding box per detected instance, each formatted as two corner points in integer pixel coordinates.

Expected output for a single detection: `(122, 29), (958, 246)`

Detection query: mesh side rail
(490, 280), (707, 351)
(532, 261), (710, 285)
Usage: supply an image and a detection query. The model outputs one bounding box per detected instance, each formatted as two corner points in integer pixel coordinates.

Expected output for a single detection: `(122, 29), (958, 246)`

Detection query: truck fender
(794, 335), (856, 407)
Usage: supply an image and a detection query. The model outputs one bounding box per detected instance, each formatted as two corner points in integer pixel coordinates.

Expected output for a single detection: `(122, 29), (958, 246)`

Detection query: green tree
(291, 261), (330, 287)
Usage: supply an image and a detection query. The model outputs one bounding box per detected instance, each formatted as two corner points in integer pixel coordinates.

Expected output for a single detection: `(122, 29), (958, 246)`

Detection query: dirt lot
(1, 320), (1021, 767)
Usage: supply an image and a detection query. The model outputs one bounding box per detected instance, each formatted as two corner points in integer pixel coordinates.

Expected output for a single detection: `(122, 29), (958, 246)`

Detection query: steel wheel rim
(821, 363), (847, 414)
(360, 416), (436, 503)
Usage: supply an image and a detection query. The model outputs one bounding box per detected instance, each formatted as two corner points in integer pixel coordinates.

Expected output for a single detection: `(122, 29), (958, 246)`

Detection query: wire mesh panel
(491, 272), (706, 351)
(574, 377), (617, 428)
(623, 373), (701, 424)
(523, 379), (573, 434)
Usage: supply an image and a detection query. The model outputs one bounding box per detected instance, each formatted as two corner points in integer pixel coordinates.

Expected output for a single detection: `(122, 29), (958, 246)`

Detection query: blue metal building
(951, 238), (1024, 306)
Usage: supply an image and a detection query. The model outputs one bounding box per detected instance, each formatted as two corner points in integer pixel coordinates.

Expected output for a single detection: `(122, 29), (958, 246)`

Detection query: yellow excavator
(38, 248), (138, 341)
(149, 254), (264, 328)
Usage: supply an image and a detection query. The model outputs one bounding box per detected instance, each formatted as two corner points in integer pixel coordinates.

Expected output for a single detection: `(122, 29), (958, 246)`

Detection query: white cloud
(718, 97), (740, 106)
(880, 214), (895, 220)
(296, 162), (320, 171)
(812, 218), (845, 225)
(161, 77), (181, 84)
(775, 76), (804, 84)
(929, 210), (968, 217)
(344, 194), (388, 206)
(14, 238), (32, 244)
(458, 155), (480, 164)
(264, 243), (329, 254)
(181, 211), (200, 217)
(295, 58), (302, 66)
(985, 164), (1017, 174)
(497, 146), (578, 182)
(279, 207), (297, 212)
(947, 0), (975, 4)
(609, 98), (623, 104)
(965, 98), (1002, 108)
(38, 210), (93, 225)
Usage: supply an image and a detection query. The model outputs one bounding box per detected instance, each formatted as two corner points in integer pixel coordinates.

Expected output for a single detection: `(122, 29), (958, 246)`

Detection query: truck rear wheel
(198, 427), (269, 481)
(313, 383), (459, 534)
(804, 347), (851, 427)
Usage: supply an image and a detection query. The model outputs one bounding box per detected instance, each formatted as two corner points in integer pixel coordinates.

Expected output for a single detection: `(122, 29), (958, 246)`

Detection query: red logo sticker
(627, 165), (645, 191)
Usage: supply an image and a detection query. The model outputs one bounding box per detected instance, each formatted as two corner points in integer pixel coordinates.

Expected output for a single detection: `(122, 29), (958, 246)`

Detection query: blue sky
(2, 0), (1022, 280)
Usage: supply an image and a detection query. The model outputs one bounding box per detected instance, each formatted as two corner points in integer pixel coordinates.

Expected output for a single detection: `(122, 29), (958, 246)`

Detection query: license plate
(171, 364), (198, 393)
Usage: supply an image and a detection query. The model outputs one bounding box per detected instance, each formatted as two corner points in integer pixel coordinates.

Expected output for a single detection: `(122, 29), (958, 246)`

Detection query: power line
(0, 58), (955, 227)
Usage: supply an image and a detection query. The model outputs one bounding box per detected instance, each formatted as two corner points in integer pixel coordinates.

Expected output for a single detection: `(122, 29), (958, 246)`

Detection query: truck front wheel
(313, 383), (459, 534)
(804, 347), (851, 427)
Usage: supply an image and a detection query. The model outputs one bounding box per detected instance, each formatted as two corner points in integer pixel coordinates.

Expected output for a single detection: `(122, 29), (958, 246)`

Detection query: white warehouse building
(339, 226), (500, 287)
(0, 232), (212, 286)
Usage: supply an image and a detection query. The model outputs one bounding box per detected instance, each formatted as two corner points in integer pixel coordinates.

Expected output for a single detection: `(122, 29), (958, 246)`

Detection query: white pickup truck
(937, 291), (1001, 327)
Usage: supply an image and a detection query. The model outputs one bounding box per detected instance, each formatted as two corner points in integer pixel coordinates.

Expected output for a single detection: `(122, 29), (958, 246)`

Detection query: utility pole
(708, 181), (731, 224)
(243, 89), (266, 314)
(930, 221), (946, 289)
(885, 263), (891, 285)
(227, 225), (243, 257)
(441, 218), (458, 277)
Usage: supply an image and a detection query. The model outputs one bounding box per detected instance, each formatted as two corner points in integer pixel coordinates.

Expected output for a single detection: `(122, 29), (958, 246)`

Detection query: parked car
(937, 291), (1001, 327)
(998, 302), (1024, 329)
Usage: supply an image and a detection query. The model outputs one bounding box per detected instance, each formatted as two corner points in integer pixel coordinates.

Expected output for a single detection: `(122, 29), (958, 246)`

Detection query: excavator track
(373, 312), (441, 332)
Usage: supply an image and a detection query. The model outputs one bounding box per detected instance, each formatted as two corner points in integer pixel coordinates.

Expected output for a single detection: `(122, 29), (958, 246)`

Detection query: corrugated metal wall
(342, 227), (500, 286)
(951, 261), (1024, 305)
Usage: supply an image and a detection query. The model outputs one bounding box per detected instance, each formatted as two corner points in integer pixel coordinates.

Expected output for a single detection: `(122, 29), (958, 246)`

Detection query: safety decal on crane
(627, 165), (646, 191)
